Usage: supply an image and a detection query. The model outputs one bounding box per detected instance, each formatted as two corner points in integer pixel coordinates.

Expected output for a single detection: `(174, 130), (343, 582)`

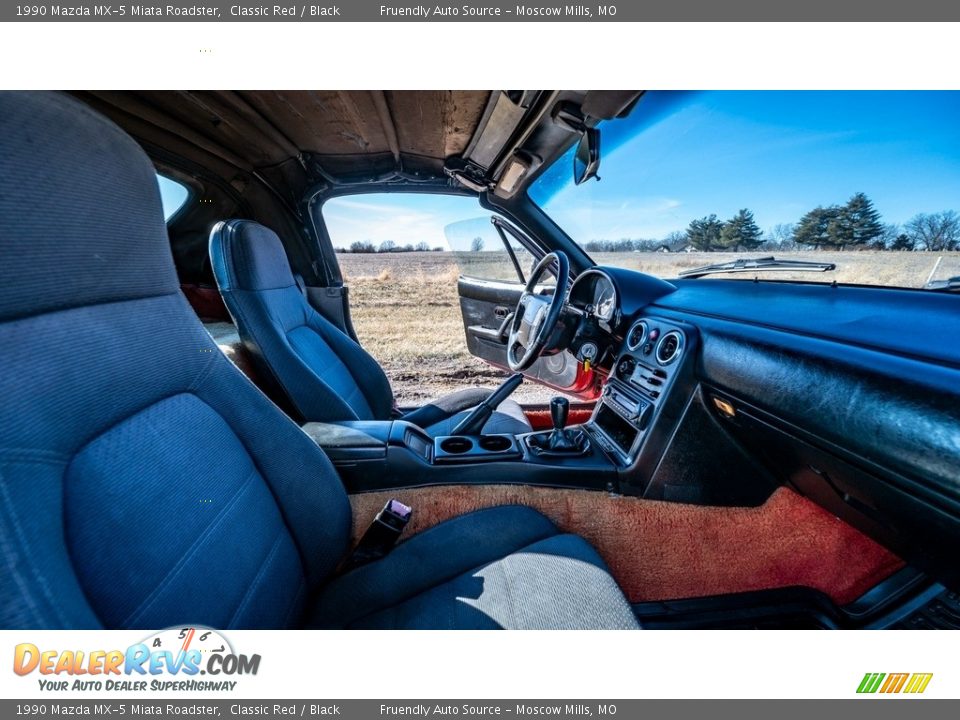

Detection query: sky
(157, 174), (190, 221)
(160, 92), (960, 248)
(322, 193), (494, 251)
(532, 91), (960, 242)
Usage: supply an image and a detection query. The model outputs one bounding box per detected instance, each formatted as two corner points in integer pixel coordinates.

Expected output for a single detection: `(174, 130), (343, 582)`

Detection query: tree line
(582, 194), (960, 253)
(335, 194), (960, 254)
(337, 240), (445, 254)
(338, 236), (487, 254)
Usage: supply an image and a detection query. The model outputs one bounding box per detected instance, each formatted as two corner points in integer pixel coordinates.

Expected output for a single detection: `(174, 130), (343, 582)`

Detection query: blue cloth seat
(209, 219), (532, 437)
(313, 505), (637, 629)
(0, 91), (637, 631)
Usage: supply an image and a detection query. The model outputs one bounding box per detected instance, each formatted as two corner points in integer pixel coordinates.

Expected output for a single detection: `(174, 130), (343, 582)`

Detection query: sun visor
(581, 91), (644, 120)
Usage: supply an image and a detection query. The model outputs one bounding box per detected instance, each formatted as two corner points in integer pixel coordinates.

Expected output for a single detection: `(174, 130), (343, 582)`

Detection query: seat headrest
(0, 92), (179, 322)
(210, 220), (297, 292)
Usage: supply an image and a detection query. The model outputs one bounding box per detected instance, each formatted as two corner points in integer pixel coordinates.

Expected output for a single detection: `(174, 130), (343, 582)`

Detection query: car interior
(1, 90), (958, 630)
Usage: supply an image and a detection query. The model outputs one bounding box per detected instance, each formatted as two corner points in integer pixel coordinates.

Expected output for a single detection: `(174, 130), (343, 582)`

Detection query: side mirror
(573, 127), (601, 185)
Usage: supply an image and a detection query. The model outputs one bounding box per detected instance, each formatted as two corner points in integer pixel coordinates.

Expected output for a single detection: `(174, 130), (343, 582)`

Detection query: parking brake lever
(451, 374), (524, 436)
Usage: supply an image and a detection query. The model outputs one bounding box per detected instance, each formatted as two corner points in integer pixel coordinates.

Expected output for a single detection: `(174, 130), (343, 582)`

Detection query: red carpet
(349, 485), (904, 605)
(523, 405), (596, 430)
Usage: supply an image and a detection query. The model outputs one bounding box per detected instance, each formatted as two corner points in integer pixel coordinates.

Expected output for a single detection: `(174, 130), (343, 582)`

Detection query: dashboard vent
(655, 331), (684, 366)
(626, 320), (647, 351)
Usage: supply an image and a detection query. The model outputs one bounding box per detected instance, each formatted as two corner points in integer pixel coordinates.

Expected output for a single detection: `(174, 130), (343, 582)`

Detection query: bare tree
(769, 223), (796, 249)
(349, 240), (376, 254)
(663, 231), (687, 251)
(906, 211), (960, 251)
(876, 223), (900, 250)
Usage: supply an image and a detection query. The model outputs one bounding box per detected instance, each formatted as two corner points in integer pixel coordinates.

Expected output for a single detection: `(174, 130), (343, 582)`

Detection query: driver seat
(209, 220), (532, 437)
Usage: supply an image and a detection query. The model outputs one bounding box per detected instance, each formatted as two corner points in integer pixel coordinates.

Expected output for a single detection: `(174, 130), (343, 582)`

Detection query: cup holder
(478, 435), (512, 452)
(439, 437), (474, 454)
(434, 434), (519, 463)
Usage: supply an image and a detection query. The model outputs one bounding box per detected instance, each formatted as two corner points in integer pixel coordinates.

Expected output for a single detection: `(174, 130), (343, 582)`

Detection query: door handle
(496, 312), (514, 340)
(494, 306), (509, 319)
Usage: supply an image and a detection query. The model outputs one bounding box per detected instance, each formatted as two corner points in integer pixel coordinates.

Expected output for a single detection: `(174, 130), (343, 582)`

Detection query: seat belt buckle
(340, 499), (412, 573)
(376, 499), (412, 533)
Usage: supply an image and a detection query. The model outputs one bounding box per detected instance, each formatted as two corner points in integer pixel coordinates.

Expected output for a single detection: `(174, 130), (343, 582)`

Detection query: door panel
(458, 276), (597, 398)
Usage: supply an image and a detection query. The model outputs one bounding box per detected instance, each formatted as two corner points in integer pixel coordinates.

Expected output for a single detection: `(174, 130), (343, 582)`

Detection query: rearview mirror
(573, 127), (601, 185)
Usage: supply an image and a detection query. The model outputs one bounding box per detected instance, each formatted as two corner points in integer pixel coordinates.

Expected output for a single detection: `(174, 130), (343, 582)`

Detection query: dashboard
(566, 267), (693, 466)
(562, 264), (960, 591)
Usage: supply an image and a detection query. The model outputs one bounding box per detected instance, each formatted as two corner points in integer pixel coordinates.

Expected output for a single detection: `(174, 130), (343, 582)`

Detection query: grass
(337, 250), (960, 404)
(588, 250), (960, 287)
(339, 253), (504, 404)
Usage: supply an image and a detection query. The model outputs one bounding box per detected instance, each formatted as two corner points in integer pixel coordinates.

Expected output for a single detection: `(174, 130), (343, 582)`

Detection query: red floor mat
(348, 485), (904, 605)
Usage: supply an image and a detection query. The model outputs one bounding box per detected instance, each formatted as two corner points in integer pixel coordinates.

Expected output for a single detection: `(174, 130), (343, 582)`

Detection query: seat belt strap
(293, 273), (307, 297)
(340, 499), (412, 573)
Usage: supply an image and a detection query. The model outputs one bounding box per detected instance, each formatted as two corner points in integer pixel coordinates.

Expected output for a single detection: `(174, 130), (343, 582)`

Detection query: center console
(587, 316), (693, 466)
(303, 315), (693, 496)
(302, 416), (617, 493)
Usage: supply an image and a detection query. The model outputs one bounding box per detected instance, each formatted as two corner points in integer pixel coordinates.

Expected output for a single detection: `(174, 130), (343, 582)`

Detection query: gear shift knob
(550, 396), (569, 431)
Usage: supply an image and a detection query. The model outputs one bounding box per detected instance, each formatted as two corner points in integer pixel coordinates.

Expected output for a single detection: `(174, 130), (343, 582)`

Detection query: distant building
(653, 243), (696, 253)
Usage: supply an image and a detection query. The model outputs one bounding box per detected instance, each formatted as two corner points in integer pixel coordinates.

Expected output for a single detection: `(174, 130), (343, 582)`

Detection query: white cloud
(323, 195), (481, 248)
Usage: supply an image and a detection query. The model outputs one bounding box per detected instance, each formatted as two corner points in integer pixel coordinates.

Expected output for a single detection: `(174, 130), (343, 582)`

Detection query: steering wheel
(507, 251), (570, 372)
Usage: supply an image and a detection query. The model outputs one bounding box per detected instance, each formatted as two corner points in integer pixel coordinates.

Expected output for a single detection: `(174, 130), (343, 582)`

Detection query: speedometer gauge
(594, 280), (616, 320)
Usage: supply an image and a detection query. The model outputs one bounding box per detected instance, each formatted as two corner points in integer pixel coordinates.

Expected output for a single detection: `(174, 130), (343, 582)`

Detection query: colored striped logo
(857, 673), (933, 694)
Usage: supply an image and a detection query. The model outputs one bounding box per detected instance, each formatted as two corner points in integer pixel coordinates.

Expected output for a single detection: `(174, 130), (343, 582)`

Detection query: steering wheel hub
(507, 251), (570, 372)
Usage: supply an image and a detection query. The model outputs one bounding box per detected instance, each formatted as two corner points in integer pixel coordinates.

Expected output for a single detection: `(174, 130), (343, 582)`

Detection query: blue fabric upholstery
(0, 92), (351, 629)
(65, 394), (305, 630)
(399, 387), (530, 437)
(400, 387), (494, 429)
(422, 403), (532, 437)
(0, 91), (635, 631)
(312, 506), (639, 629)
(0, 99), (176, 322)
(209, 220), (532, 436)
(211, 220), (393, 422)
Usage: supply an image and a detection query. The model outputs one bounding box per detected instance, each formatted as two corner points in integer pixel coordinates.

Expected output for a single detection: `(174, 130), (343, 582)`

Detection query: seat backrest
(0, 92), (352, 629)
(210, 220), (395, 423)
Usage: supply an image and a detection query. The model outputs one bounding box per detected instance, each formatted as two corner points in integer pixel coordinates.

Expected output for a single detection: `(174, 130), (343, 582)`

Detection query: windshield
(530, 91), (960, 290)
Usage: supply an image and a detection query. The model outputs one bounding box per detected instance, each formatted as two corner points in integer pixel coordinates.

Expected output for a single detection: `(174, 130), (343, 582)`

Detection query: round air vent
(655, 331), (684, 366)
(625, 320), (648, 351)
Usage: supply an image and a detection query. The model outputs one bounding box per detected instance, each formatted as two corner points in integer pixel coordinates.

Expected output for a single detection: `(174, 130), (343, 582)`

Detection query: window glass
(323, 193), (539, 283)
(530, 91), (960, 289)
(157, 174), (190, 222)
(321, 193), (549, 405)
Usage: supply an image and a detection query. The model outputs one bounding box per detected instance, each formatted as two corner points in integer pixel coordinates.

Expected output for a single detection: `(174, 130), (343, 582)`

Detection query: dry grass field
(338, 250), (960, 405)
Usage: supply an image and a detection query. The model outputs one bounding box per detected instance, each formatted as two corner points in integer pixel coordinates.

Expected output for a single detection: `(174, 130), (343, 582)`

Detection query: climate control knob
(617, 356), (636, 380)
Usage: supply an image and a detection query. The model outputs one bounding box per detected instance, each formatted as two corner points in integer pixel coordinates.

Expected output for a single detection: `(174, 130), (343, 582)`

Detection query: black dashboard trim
(655, 278), (960, 370)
